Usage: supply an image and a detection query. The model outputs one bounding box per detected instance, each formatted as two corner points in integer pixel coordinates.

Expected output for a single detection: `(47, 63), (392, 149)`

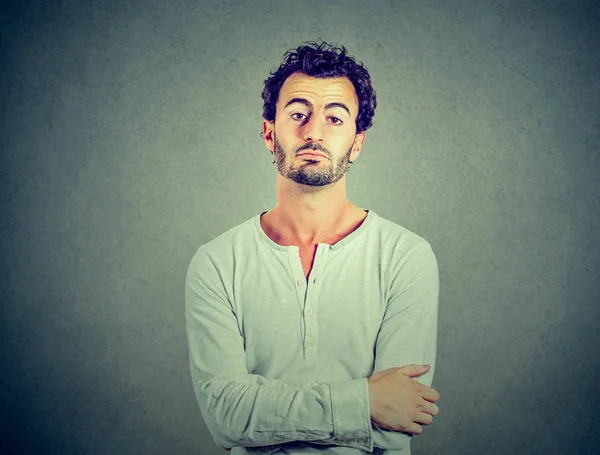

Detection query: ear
(350, 131), (367, 160)
(263, 120), (275, 152)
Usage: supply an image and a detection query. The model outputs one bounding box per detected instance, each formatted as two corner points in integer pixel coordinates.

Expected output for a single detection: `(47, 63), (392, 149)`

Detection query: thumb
(400, 364), (430, 377)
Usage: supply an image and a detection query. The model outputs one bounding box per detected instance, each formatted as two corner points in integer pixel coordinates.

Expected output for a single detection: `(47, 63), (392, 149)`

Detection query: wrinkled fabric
(185, 210), (439, 455)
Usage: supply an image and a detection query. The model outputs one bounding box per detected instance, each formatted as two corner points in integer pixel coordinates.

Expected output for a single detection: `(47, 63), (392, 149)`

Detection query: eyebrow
(284, 97), (351, 116)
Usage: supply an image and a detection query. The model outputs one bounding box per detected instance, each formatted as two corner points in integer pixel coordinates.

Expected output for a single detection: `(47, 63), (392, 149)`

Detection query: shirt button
(306, 337), (314, 346)
(296, 279), (302, 286)
(306, 308), (313, 315)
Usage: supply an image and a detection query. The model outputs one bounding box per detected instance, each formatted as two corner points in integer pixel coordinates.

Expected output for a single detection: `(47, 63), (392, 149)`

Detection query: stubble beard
(273, 134), (354, 187)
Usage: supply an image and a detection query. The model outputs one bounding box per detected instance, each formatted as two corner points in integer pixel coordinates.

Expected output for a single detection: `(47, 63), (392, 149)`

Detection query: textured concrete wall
(1, 0), (598, 454)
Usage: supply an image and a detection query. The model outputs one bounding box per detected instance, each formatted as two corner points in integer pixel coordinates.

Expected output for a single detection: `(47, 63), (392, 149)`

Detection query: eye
(329, 116), (343, 125)
(291, 113), (307, 121)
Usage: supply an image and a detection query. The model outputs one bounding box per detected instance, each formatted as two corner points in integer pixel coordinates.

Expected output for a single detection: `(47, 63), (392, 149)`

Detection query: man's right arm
(184, 249), (375, 453)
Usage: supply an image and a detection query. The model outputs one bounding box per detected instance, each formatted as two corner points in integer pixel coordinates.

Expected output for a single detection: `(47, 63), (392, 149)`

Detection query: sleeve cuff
(330, 378), (373, 452)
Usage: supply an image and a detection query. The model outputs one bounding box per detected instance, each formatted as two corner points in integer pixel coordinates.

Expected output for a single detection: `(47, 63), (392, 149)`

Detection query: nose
(302, 116), (324, 143)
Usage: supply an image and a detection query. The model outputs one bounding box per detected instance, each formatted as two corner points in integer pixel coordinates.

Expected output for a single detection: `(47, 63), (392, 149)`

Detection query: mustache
(296, 143), (328, 155)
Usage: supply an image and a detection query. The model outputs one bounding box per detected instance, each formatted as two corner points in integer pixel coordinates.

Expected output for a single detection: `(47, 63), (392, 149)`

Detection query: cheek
(330, 130), (356, 150)
(277, 128), (303, 149)
(274, 123), (297, 142)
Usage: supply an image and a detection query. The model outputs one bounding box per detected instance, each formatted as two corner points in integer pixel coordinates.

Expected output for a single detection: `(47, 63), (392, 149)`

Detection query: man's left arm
(368, 240), (440, 451)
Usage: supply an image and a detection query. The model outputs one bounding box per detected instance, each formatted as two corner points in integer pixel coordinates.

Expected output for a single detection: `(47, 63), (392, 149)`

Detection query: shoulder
(187, 215), (257, 276)
(371, 211), (435, 256)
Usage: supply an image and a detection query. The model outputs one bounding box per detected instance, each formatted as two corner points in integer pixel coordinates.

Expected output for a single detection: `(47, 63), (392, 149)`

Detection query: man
(185, 41), (440, 455)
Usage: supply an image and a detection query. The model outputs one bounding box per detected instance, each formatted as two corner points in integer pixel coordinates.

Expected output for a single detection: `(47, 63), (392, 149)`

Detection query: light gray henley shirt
(185, 209), (440, 455)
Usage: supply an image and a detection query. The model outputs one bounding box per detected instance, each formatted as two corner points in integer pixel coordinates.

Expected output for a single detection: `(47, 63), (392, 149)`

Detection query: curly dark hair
(262, 41), (377, 133)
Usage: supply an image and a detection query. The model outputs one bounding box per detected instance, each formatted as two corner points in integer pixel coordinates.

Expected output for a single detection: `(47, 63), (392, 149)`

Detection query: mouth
(298, 153), (327, 159)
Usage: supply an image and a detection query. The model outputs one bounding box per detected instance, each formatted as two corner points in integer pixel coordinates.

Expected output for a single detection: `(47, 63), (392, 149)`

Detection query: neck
(269, 173), (353, 245)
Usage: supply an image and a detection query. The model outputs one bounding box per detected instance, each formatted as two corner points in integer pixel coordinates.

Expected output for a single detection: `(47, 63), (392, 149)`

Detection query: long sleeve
(185, 249), (374, 452)
(369, 241), (440, 451)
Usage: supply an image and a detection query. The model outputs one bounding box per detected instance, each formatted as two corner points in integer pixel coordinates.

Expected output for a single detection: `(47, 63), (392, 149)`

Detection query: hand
(367, 364), (440, 435)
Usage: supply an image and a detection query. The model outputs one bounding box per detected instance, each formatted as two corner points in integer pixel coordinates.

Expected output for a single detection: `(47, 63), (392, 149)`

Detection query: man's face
(264, 72), (365, 187)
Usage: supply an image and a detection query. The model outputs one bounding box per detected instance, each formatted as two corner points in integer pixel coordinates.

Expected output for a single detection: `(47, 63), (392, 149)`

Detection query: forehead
(278, 72), (358, 112)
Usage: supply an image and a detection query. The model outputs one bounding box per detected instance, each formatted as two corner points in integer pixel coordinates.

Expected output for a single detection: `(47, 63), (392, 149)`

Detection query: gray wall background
(1, 0), (599, 454)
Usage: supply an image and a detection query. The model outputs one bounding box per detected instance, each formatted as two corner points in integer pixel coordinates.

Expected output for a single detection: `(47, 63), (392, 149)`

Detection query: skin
(261, 72), (367, 246)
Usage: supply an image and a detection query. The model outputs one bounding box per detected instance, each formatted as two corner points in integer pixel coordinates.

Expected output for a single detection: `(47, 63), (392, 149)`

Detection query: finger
(408, 423), (424, 435)
(418, 399), (439, 416)
(415, 411), (434, 425)
(401, 364), (430, 378)
(427, 402), (440, 416)
(421, 386), (440, 403)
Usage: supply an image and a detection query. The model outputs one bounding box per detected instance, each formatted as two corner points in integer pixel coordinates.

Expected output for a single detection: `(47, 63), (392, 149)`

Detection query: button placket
(302, 244), (326, 360)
